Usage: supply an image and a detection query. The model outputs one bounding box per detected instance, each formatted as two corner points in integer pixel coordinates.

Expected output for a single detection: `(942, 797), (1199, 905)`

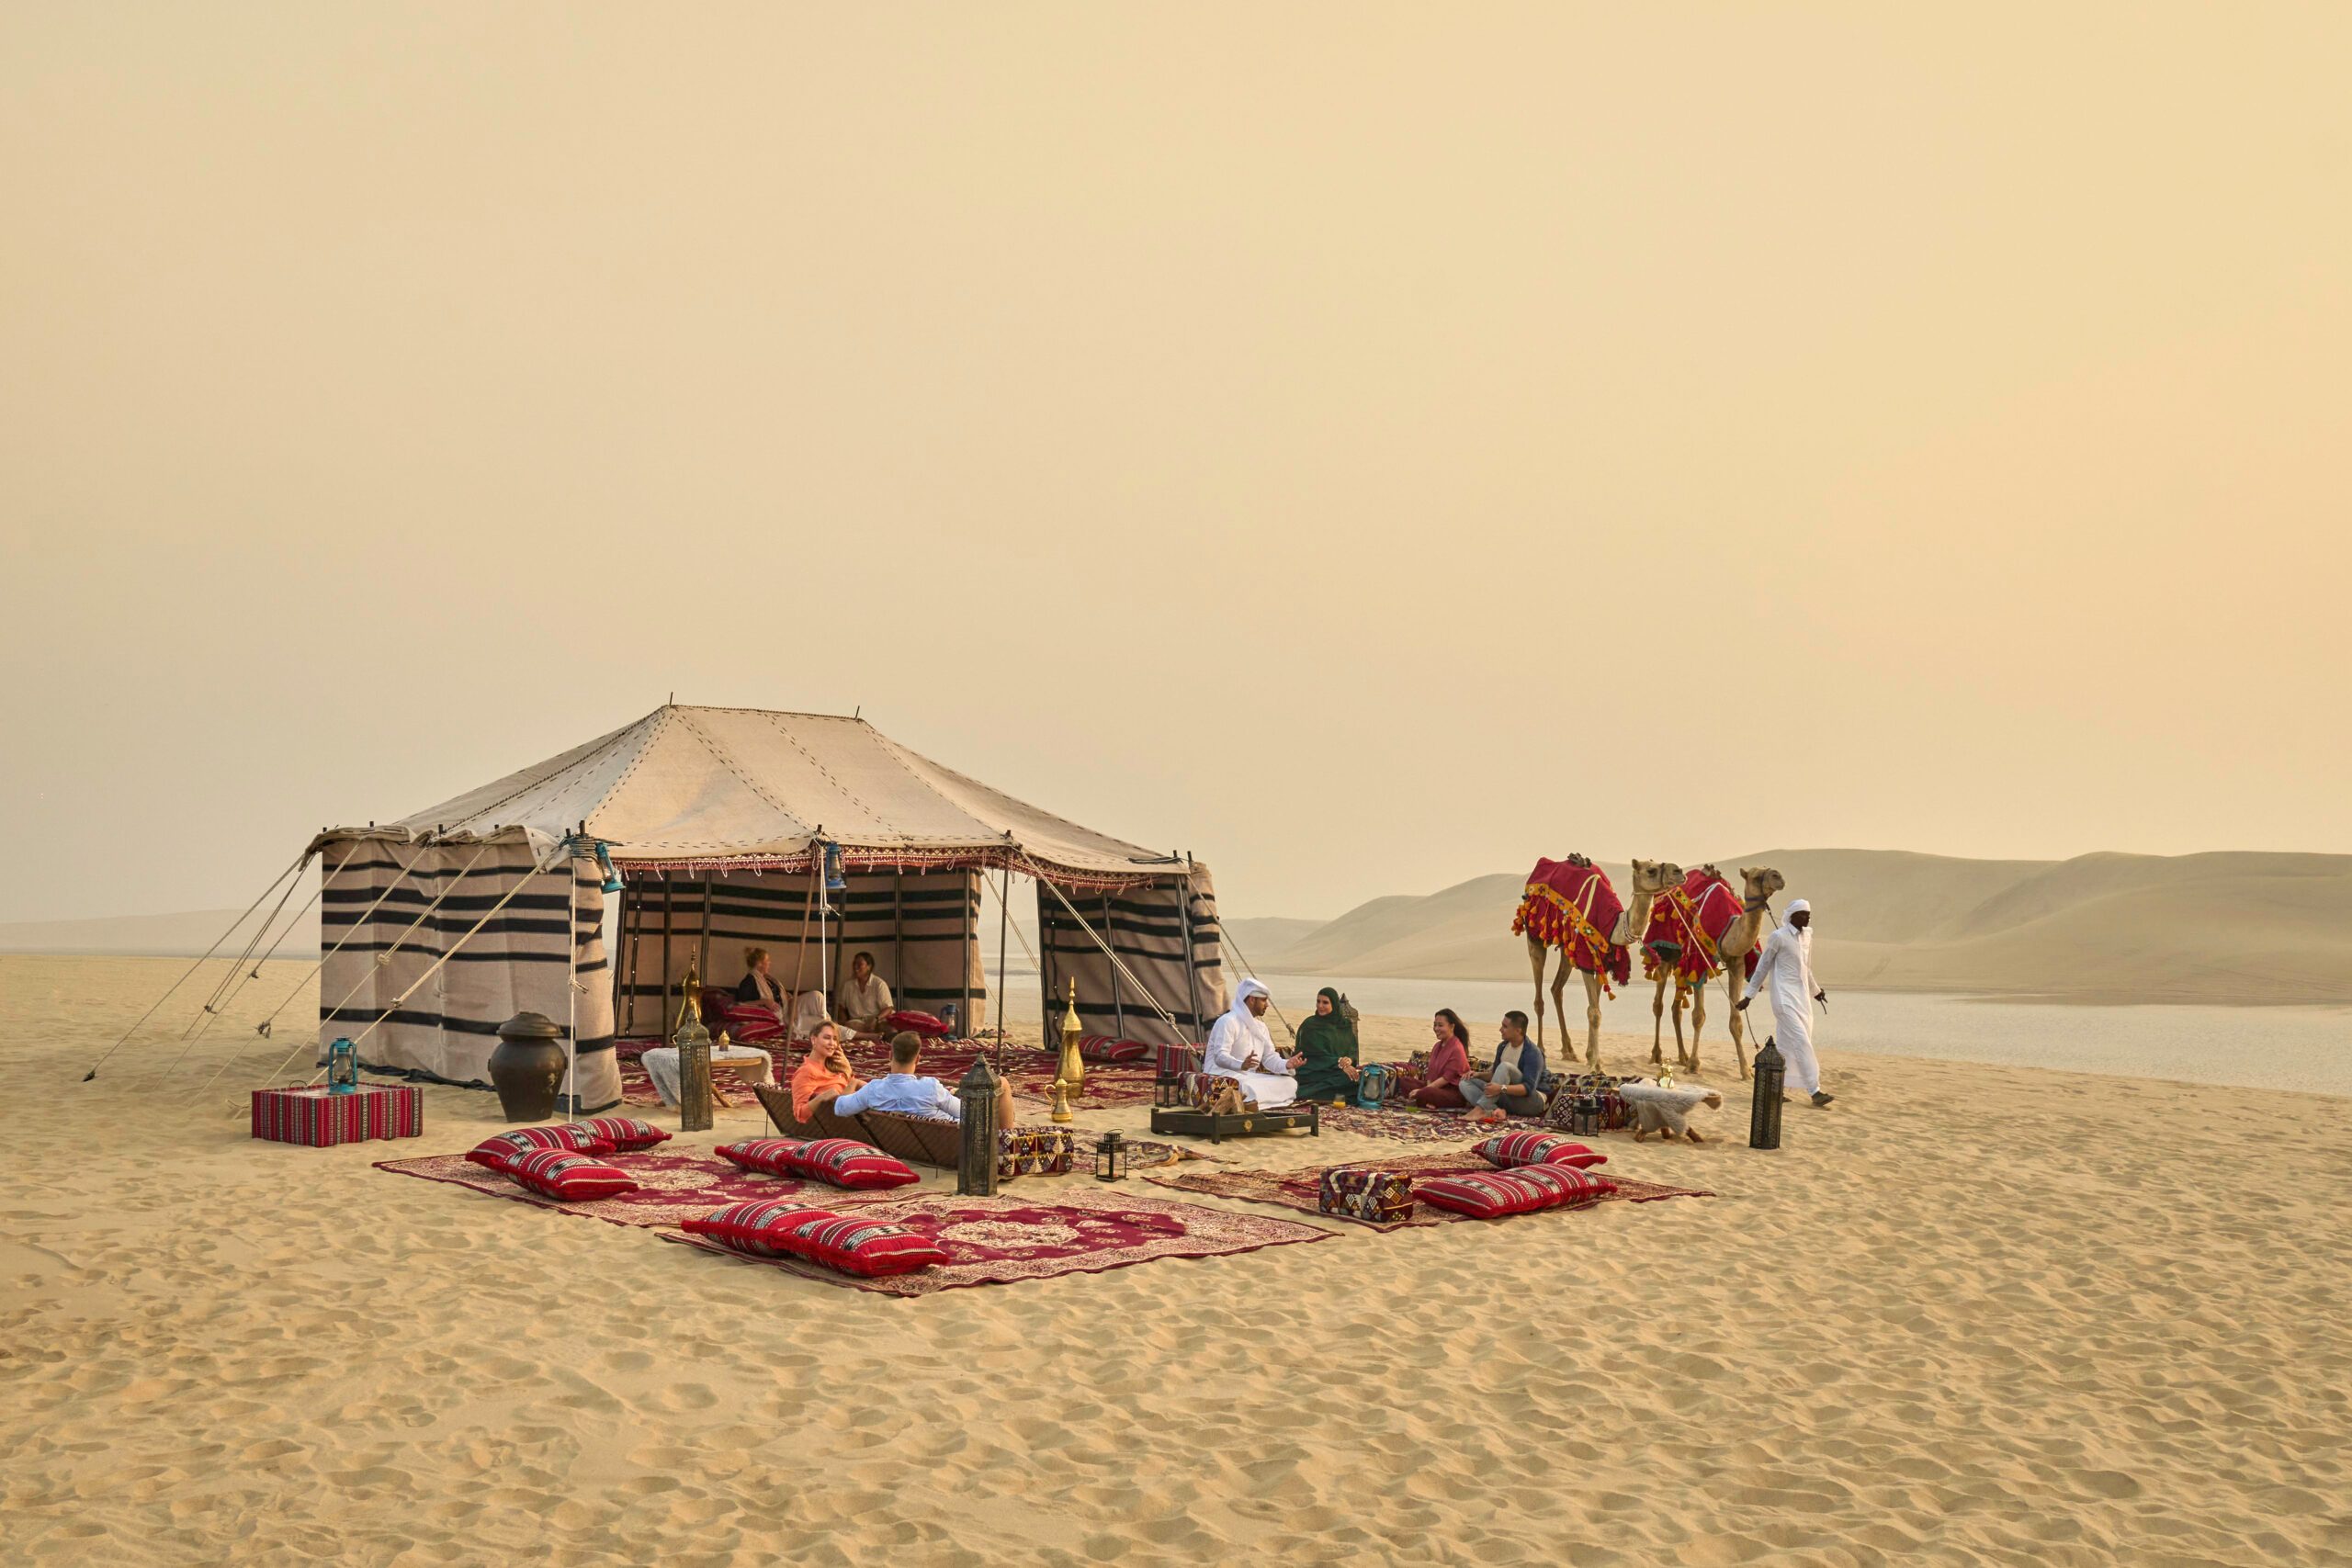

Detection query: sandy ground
(4, 953), (2349, 1567)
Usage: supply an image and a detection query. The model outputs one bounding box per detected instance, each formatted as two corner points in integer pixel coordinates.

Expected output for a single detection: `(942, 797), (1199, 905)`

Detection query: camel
(1519, 856), (1681, 1074)
(1654, 864), (1782, 1079)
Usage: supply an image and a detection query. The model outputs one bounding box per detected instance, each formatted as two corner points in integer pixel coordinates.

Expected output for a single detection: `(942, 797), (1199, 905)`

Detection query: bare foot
(1634, 1125), (1651, 1143)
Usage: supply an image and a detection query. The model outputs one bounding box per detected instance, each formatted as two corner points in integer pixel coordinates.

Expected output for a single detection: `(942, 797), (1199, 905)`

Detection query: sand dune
(4, 953), (2346, 1565)
(1247, 849), (2352, 1004)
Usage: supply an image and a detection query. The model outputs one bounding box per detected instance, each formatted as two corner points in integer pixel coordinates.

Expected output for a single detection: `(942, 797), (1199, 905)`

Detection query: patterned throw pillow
(715, 1138), (808, 1178)
(574, 1116), (672, 1153)
(503, 1147), (639, 1201)
(465, 1125), (615, 1171)
(787, 1138), (922, 1190)
(683, 1201), (840, 1259)
(1417, 1163), (1616, 1220)
(772, 1212), (949, 1278)
(883, 1010), (953, 1038)
(1475, 1130), (1609, 1171)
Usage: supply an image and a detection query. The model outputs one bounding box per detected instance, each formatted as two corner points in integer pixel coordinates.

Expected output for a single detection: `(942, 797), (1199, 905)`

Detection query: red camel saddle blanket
(253, 1084), (424, 1147)
(1317, 1167), (1416, 1224)
(1511, 856), (1629, 981)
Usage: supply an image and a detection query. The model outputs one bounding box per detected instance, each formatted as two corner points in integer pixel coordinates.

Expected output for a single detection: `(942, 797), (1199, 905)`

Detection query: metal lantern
(1748, 1037), (1786, 1150)
(673, 962), (715, 1134)
(956, 1053), (1001, 1196)
(821, 840), (847, 893)
(325, 1036), (359, 1095)
(1094, 1130), (1128, 1183)
(594, 841), (624, 895)
(1569, 1093), (1601, 1137)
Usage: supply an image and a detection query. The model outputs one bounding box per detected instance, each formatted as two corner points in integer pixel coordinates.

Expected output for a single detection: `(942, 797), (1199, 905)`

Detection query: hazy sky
(4, 4), (2347, 925)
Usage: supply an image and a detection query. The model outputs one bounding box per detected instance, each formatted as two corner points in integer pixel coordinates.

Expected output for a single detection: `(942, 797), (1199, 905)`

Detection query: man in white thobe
(1202, 977), (1302, 1110)
(1737, 897), (1833, 1107)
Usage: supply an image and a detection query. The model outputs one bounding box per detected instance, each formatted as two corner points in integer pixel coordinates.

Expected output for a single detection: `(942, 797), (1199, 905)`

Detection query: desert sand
(5, 953), (2348, 1566)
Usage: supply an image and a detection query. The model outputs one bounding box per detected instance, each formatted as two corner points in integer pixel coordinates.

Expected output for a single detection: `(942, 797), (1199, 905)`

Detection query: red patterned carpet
(612, 1038), (1160, 1111)
(375, 1149), (827, 1229)
(662, 1190), (1333, 1296)
(1147, 1151), (1713, 1230)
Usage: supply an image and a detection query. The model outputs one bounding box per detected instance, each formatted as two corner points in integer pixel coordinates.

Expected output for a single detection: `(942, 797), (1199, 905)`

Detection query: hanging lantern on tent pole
(594, 842), (624, 896)
(821, 840), (846, 895)
(956, 1054), (1001, 1196)
(1748, 1038), (1785, 1150)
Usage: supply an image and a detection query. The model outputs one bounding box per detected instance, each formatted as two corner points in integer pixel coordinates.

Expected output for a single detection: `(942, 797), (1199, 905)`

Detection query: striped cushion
(788, 1138), (921, 1190)
(575, 1116), (671, 1152)
(1475, 1131), (1608, 1171)
(714, 1138), (808, 1179)
(1079, 1034), (1153, 1065)
(683, 1200), (839, 1259)
(504, 1148), (639, 1201)
(885, 1010), (952, 1038)
(1417, 1164), (1615, 1220)
(772, 1212), (948, 1278)
(466, 1124), (614, 1171)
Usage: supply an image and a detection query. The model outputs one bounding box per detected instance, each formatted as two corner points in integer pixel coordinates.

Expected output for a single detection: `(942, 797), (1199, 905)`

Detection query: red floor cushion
(788, 1137), (922, 1190)
(715, 1138), (808, 1179)
(573, 1116), (672, 1153)
(1475, 1131), (1608, 1171)
(1078, 1034), (1153, 1065)
(1418, 1163), (1615, 1220)
(884, 1010), (952, 1038)
(466, 1125), (615, 1171)
(769, 1211), (949, 1278)
(683, 1200), (841, 1259)
(504, 1148), (639, 1201)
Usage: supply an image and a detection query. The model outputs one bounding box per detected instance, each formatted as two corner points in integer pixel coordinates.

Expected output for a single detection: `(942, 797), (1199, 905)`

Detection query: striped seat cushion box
(715, 1138), (807, 1179)
(1156, 1043), (1205, 1077)
(576, 1116), (672, 1152)
(789, 1138), (922, 1190)
(1475, 1131), (1608, 1171)
(505, 1148), (639, 1201)
(466, 1124), (616, 1172)
(1416, 1163), (1616, 1221)
(683, 1201), (839, 1260)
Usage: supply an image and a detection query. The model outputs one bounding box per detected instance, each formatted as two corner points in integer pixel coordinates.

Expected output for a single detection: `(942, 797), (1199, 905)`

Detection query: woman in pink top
(1410, 1008), (1475, 1109)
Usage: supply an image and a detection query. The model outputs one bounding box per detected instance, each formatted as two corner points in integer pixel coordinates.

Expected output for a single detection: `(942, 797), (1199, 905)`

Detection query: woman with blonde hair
(734, 945), (789, 1031)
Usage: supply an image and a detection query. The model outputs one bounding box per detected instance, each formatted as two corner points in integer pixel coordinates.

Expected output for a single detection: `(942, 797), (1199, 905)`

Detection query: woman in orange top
(788, 1019), (863, 1121)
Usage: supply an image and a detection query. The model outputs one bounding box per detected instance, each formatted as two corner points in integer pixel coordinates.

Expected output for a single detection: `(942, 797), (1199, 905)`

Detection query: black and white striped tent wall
(611, 867), (988, 1038)
(318, 837), (620, 1111)
(1035, 866), (1226, 1047)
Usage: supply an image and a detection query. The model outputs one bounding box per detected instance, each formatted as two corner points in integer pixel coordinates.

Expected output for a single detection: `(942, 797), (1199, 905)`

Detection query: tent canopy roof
(318, 705), (1189, 885)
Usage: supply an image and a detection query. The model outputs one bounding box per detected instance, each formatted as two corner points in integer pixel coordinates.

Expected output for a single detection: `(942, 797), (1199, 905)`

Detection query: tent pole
(995, 866), (1011, 1057)
(1103, 890), (1125, 1040)
(565, 856), (580, 1117)
(699, 874), (714, 992)
(1176, 859), (1204, 1039)
(892, 870), (905, 1010)
(610, 875), (629, 1034)
(959, 868), (973, 1039)
(661, 875), (674, 1028)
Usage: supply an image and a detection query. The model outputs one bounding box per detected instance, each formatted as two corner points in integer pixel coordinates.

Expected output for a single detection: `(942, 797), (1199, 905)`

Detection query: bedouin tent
(306, 705), (1228, 1112)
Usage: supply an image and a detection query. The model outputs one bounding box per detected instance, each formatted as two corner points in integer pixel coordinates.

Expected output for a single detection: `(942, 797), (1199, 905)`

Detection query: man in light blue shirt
(831, 1032), (1015, 1128)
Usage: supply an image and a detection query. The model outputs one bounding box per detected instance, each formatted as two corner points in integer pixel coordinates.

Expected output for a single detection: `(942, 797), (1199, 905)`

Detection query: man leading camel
(1736, 897), (1834, 1107)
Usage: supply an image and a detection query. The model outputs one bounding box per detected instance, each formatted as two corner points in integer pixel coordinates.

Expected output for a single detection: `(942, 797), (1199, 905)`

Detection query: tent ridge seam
(673, 709), (821, 836)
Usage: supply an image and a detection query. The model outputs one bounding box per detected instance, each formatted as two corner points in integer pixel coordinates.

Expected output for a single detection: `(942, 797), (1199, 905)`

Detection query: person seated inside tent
(1202, 978), (1303, 1110)
(735, 947), (789, 1030)
(835, 951), (894, 1039)
(789, 1019), (865, 1122)
(1292, 987), (1361, 1103)
(1409, 1009), (1476, 1109)
(830, 1031), (1015, 1129)
(1459, 1011), (1547, 1123)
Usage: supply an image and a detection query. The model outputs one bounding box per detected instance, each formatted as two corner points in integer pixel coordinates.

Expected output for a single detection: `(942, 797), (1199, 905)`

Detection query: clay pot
(490, 1010), (566, 1122)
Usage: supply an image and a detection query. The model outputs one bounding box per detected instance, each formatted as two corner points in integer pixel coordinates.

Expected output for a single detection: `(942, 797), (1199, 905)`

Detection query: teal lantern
(326, 1036), (360, 1094)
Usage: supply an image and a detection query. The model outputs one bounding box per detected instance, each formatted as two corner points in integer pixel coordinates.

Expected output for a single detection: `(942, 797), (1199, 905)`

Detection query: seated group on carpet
(790, 1021), (1016, 1133)
(737, 945), (897, 1042)
(1209, 981), (1549, 1126)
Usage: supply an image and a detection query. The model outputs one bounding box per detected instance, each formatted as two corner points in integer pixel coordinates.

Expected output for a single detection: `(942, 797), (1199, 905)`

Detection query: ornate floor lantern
(673, 962), (715, 1134)
(1093, 1130), (1128, 1183)
(1568, 1092), (1601, 1138)
(957, 1054), (1001, 1196)
(1748, 1038), (1786, 1149)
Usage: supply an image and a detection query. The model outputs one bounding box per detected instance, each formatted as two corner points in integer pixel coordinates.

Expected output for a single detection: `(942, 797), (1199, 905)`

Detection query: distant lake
(994, 970), (2352, 1099)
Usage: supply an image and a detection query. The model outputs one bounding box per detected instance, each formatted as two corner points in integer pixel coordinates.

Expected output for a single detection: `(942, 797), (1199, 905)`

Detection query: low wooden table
(1149, 1101), (1319, 1145)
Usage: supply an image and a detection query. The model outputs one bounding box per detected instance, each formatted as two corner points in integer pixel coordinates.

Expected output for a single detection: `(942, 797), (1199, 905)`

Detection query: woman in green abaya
(1293, 986), (1361, 1102)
